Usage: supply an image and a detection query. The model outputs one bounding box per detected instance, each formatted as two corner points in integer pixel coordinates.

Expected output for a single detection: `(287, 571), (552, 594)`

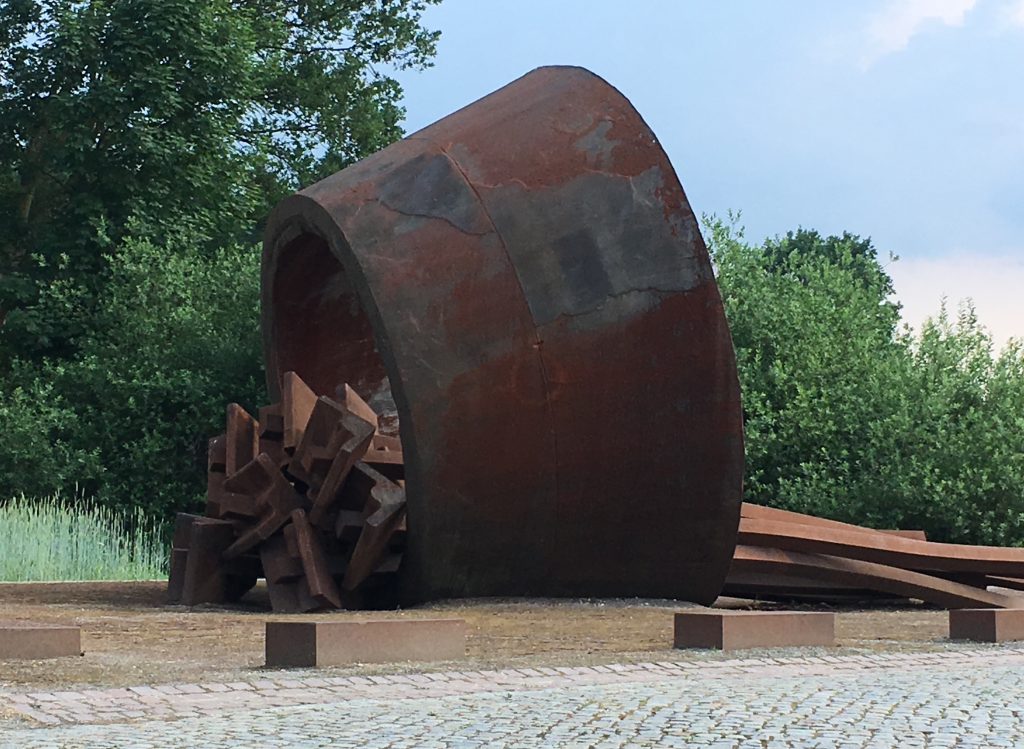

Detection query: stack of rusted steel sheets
(725, 503), (1024, 608)
(167, 372), (406, 612)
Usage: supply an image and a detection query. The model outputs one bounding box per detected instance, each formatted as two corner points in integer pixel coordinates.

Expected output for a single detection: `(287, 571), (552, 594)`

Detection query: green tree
(707, 215), (909, 520)
(0, 1), (440, 520)
(889, 304), (1024, 544)
(763, 228), (896, 294)
(0, 229), (265, 518)
(707, 214), (1024, 545)
(0, 0), (439, 362)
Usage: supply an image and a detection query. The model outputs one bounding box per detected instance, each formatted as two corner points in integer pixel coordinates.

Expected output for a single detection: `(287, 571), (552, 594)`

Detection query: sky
(394, 0), (1024, 350)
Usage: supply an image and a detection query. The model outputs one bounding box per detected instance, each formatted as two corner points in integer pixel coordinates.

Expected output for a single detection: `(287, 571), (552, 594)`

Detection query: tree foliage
(708, 215), (1024, 545)
(0, 229), (264, 517)
(0, 0), (438, 520)
(0, 0), (439, 361)
(763, 227), (898, 300)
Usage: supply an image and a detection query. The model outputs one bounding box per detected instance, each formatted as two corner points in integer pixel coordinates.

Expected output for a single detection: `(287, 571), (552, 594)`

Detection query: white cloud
(862, 0), (978, 67)
(888, 252), (1024, 352)
(1006, 0), (1024, 27)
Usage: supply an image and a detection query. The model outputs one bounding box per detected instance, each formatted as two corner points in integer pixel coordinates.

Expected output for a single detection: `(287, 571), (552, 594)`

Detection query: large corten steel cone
(262, 66), (744, 605)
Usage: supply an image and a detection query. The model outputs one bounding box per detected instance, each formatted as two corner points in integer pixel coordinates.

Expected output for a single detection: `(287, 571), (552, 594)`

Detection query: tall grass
(0, 494), (167, 581)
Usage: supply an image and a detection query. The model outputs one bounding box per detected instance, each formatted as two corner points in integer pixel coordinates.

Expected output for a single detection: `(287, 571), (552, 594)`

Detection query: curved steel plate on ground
(731, 545), (1023, 610)
(738, 517), (1024, 578)
(739, 503), (927, 540)
(261, 66), (745, 605)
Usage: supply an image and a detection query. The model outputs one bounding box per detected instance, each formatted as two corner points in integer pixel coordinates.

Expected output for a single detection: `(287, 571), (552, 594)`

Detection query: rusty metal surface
(738, 517), (1024, 577)
(740, 503), (927, 540)
(261, 66), (744, 605)
(728, 504), (1024, 608)
(731, 545), (1022, 609)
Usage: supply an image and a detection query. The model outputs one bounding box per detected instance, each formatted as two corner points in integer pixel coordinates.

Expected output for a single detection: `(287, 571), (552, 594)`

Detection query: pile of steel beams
(725, 503), (1024, 608)
(167, 372), (406, 612)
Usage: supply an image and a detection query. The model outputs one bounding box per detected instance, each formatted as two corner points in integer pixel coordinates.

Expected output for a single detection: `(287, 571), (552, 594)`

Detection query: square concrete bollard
(0, 623), (82, 659)
(949, 609), (1024, 642)
(265, 618), (466, 668)
(674, 610), (834, 651)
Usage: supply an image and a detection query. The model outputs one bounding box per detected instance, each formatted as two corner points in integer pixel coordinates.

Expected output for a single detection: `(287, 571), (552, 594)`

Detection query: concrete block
(949, 608), (1024, 642)
(265, 618), (466, 667)
(0, 623), (82, 659)
(674, 610), (834, 651)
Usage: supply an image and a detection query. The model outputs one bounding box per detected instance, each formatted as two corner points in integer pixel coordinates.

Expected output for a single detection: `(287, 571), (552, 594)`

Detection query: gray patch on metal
(376, 152), (490, 237)
(474, 167), (708, 327)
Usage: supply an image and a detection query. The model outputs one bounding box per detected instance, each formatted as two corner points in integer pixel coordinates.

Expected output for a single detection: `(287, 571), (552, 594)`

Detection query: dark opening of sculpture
(268, 231), (400, 437)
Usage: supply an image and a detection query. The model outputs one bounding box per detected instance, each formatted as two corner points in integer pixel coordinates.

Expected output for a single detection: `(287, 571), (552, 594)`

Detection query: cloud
(888, 252), (1024, 351)
(862, 0), (978, 67)
(1006, 0), (1024, 27)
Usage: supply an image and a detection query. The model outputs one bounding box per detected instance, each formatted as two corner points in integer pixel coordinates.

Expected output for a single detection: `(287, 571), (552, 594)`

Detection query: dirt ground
(0, 581), (954, 690)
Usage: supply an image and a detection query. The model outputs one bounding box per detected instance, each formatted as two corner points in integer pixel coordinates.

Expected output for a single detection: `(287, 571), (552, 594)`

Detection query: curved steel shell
(261, 66), (744, 605)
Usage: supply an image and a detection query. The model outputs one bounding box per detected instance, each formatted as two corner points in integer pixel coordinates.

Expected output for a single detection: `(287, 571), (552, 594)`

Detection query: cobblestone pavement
(3, 648), (1024, 747)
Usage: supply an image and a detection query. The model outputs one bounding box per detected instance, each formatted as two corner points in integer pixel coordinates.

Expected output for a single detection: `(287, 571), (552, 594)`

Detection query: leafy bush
(0, 228), (265, 520)
(707, 215), (1024, 545)
(0, 493), (165, 581)
(887, 307), (1024, 544)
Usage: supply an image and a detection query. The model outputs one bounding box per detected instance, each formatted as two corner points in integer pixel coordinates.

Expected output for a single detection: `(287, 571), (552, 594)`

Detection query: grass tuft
(0, 494), (167, 581)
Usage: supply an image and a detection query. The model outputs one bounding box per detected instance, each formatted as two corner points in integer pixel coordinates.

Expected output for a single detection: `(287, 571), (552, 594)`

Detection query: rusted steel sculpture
(260, 66), (745, 605)
(724, 503), (1024, 608)
(730, 545), (1022, 609)
(169, 65), (1024, 614)
(169, 374), (408, 611)
(737, 503), (928, 541)
(737, 517), (1024, 577)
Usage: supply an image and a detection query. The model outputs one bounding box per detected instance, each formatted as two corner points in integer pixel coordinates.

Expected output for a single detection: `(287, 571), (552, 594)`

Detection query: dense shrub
(707, 216), (1024, 545)
(0, 229), (264, 520)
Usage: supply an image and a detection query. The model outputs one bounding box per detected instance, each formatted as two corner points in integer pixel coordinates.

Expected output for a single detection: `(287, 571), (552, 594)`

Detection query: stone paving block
(265, 618), (466, 667)
(949, 608), (1024, 642)
(673, 610), (834, 650)
(10, 647), (1024, 734)
(0, 622), (81, 659)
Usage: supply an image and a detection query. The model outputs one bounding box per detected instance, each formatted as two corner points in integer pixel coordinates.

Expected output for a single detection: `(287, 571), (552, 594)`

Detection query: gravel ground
(2, 582), (1018, 747)
(0, 581), (956, 691)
